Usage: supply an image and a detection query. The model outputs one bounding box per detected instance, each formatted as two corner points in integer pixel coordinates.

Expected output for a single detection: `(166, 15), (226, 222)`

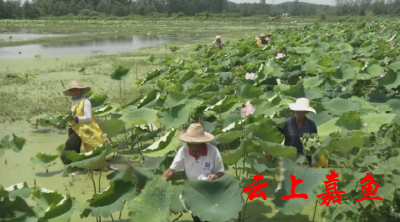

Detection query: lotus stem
(110, 214), (114, 222)
(235, 163), (239, 179)
(98, 170), (102, 193)
(172, 212), (183, 222)
(90, 170), (97, 194)
(150, 124), (155, 142)
(119, 201), (126, 219)
(312, 201), (318, 222)
(242, 195), (250, 222)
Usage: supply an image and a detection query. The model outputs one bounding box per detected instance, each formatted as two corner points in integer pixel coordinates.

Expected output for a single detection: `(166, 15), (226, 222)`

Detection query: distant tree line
(0, 0), (399, 19)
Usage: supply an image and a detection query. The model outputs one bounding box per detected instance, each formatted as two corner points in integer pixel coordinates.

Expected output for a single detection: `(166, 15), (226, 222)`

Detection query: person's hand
(207, 174), (219, 181)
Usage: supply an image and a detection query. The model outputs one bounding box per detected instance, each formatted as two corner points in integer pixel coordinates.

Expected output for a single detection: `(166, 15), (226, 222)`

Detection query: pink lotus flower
(380, 25), (385, 34)
(276, 53), (285, 59)
(245, 72), (257, 80)
(380, 72), (386, 78)
(157, 67), (160, 71)
(241, 103), (255, 118)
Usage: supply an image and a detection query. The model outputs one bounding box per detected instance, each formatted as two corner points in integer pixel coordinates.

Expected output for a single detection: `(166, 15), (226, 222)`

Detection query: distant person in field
(60, 80), (107, 167)
(267, 98), (327, 167)
(163, 123), (225, 222)
(256, 33), (271, 46)
(213, 35), (223, 49)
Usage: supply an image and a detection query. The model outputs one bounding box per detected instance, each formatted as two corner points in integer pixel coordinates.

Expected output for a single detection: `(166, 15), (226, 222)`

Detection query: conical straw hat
(63, 80), (91, 96)
(178, 123), (214, 144)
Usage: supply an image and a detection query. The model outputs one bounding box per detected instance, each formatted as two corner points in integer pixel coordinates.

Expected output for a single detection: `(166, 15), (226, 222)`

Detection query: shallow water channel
(0, 34), (195, 59)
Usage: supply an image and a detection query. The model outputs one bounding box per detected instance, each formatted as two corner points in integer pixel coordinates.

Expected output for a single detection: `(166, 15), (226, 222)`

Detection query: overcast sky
(229, 0), (335, 5)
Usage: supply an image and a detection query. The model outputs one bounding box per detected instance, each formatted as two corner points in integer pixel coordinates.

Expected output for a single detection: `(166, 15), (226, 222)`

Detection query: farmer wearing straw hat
(213, 35), (223, 49)
(60, 80), (106, 166)
(271, 98), (328, 167)
(163, 123), (225, 222)
(256, 33), (270, 46)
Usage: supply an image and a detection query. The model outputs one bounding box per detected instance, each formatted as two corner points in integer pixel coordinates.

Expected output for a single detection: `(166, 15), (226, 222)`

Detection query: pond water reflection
(0, 34), (195, 59)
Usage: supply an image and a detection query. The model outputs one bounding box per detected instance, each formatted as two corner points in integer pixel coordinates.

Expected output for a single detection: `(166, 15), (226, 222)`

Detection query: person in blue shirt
(277, 98), (319, 165)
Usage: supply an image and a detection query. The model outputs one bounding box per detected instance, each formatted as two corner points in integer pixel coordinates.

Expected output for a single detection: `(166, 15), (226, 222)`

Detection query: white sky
(230, 0), (336, 6)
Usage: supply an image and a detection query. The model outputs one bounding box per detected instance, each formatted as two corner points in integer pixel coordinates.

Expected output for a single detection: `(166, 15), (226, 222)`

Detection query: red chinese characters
(355, 173), (383, 202)
(243, 174), (269, 200)
(281, 174), (308, 200)
(317, 170), (345, 206)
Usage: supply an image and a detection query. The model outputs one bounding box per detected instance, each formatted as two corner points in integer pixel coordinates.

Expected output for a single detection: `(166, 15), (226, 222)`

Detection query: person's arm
(208, 148), (225, 180)
(74, 99), (92, 124)
(163, 147), (184, 181)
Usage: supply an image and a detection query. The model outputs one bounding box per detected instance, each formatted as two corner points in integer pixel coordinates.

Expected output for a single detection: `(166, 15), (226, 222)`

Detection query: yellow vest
(312, 155), (328, 168)
(256, 39), (262, 46)
(71, 98), (104, 153)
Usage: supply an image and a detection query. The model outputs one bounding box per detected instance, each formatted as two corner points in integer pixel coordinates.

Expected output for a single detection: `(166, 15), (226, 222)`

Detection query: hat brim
(63, 87), (91, 96)
(288, 103), (316, 114)
(178, 130), (214, 144)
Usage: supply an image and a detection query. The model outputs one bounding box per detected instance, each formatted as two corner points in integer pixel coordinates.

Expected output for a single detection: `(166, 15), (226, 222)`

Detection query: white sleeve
(78, 99), (92, 124)
(214, 148), (225, 174)
(170, 147), (185, 171)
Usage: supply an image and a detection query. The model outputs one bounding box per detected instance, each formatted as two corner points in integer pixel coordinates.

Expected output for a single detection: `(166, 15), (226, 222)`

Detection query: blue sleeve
(74, 116), (79, 123)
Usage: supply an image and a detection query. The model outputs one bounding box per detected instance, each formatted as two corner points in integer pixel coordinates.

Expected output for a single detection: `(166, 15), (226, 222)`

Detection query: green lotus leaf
(237, 84), (264, 100)
(142, 129), (181, 157)
(302, 59), (318, 73)
(336, 43), (354, 52)
(204, 96), (243, 120)
(252, 138), (297, 159)
(320, 134), (365, 154)
(129, 176), (173, 222)
(214, 131), (241, 144)
(316, 41), (331, 50)
(137, 90), (158, 108)
(246, 121), (283, 143)
(293, 47), (312, 54)
(251, 98), (280, 118)
(335, 111), (363, 131)
(99, 119), (124, 138)
(111, 66), (130, 80)
(87, 91), (108, 107)
(303, 76), (323, 88)
(4, 182), (32, 200)
(170, 185), (184, 214)
(275, 82), (323, 101)
(141, 70), (161, 85)
(164, 91), (187, 108)
(30, 152), (59, 168)
(81, 180), (137, 218)
(63, 143), (113, 176)
(0, 134), (26, 157)
(323, 98), (361, 116)
(0, 196), (36, 219)
(272, 159), (326, 215)
(252, 161), (279, 174)
(221, 139), (246, 165)
(388, 61), (400, 72)
(106, 160), (151, 190)
(361, 113), (396, 132)
(181, 175), (243, 222)
(367, 64), (384, 77)
(378, 70), (400, 90)
(331, 64), (355, 83)
(307, 111), (334, 126)
(31, 188), (75, 222)
(119, 108), (158, 126)
(158, 99), (203, 129)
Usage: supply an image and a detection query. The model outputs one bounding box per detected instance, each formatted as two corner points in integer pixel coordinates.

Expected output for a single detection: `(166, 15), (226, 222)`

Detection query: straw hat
(288, 98), (316, 114)
(178, 123), (214, 144)
(63, 80), (91, 96)
(260, 33), (266, 38)
(216, 35), (221, 40)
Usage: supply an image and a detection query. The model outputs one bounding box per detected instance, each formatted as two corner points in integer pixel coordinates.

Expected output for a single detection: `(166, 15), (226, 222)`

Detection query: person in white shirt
(163, 123), (225, 222)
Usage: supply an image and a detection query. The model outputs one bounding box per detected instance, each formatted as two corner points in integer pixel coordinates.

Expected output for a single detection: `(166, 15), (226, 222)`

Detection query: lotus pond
(2, 21), (400, 222)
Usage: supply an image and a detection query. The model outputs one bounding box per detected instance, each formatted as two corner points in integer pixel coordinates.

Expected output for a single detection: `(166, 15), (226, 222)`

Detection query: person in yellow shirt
(60, 81), (106, 167)
(256, 33), (271, 46)
(212, 35), (223, 49)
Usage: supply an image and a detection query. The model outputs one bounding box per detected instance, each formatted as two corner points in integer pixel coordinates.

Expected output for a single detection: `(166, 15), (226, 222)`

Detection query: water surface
(0, 34), (195, 59)
(0, 33), (69, 41)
